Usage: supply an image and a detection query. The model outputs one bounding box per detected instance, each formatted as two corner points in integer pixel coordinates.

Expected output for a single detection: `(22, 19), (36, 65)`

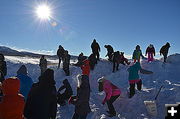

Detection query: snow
(4, 54), (180, 119)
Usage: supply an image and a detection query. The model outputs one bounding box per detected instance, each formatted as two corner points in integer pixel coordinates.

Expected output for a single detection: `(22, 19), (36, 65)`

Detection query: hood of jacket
(2, 77), (20, 95)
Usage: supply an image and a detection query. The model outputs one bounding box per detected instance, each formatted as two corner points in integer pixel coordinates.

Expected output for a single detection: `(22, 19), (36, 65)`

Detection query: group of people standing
(0, 40), (171, 119)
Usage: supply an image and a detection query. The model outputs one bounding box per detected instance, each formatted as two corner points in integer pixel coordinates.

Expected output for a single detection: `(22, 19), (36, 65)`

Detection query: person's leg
(113, 61), (115, 72)
(72, 112), (79, 119)
(97, 52), (100, 61)
(148, 52), (150, 62)
(129, 83), (135, 98)
(116, 63), (119, 71)
(164, 54), (167, 62)
(134, 59), (136, 63)
(106, 95), (119, 115)
(137, 80), (142, 91)
(58, 57), (61, 68)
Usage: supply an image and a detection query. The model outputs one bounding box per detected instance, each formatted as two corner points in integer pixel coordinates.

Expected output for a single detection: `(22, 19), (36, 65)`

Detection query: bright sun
(36, 4), (51, 20)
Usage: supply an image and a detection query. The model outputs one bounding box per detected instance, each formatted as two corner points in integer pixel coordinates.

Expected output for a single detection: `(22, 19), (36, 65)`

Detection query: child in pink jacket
(98, 77), (121, 117)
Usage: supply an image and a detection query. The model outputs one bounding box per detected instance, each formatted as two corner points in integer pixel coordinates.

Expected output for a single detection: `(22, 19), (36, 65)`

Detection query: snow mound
(4, 55), (180, 119)
(166, 53), (180, 64)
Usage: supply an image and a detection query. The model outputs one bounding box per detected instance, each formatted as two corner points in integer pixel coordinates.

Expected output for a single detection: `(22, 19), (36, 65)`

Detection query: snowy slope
(4, 54), (180, 119)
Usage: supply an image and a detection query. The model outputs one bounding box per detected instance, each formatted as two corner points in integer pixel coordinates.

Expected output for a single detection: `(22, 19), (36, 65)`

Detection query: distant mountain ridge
(0, 46), (53, 58)
(0, 46), (77, 59)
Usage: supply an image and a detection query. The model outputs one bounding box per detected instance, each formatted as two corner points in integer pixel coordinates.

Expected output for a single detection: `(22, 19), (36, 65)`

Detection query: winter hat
(98, 76), (106, 83)
(17, 65), (27, 75)
(149, 44), (153, 48)
(136, 45), (140, 50)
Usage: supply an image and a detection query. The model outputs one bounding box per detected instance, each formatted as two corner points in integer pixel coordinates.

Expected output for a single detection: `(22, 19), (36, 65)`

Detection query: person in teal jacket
(16, 65), (33, 100)
(128, 62), (153, 98)
(132, 45), (144, 63)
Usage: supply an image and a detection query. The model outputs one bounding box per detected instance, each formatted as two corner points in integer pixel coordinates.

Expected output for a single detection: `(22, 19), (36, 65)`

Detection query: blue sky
(0, 0), (180, 58)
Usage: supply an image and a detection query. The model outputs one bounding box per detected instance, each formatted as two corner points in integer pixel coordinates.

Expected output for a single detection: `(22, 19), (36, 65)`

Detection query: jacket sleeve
(132, 51), (135, 59)
(98, 44), (101, 52)
(153, 47), (156, 56)
(102, 83), (112, 104)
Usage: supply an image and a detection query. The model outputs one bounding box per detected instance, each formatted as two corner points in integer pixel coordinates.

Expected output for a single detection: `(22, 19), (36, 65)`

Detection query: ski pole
(155, 85), (163, 100)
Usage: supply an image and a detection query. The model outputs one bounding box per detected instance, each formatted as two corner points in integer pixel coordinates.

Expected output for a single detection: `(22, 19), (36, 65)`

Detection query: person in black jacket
(104, 45), (114, 61)
(39, 55), (47, 75)
(91, 39), (100, 61)
(69, 74), (91, 119)
(160, 42), (170, 62)
(57, 79), (73, 106)
(0, 53), (7, 83)
(88, 53), (97, 70)
(63, 50), (71, 76)
(57, 45), (65, 69)
(24, 69), (57, 119)
(112, 51), (121, 72)
(74, 53), (87, 67)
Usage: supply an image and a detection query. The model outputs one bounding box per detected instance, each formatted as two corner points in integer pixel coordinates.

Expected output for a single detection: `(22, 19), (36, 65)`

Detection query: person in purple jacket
(98, 77), (121, 117)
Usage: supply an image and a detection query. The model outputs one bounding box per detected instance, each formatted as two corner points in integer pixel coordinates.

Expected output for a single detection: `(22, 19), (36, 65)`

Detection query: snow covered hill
(4, 54), (180, 119)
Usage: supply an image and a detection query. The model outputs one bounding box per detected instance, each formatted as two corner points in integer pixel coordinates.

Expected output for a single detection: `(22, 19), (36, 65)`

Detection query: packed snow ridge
(5, 54), (180, 119)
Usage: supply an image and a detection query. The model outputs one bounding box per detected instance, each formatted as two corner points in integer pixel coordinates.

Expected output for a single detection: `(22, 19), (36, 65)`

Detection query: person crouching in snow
(128, 62), (153, 98)
(69, 74), (91, 119)
(98, 77), (121, 117)
(132, 45), (144, 63)
(57, 79), (73, 106)
(145, 44), (155, 62)
(0, 77), (25, 119)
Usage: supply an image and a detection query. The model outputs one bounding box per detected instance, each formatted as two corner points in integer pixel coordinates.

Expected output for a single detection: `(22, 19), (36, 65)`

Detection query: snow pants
(129, 80), (142, 98)
(63, 66), (70, 76)
(106, 95), (120, 115)
(113, 61), (119, 72)
(92, 51), (100, 61)
(72, 112), (87, 119)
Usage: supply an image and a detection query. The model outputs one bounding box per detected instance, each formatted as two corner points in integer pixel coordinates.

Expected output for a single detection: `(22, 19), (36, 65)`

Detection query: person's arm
(102, 83), (112, 104)
(153, 47), (156, 56)
(98, 44), (101, 52)
(58, 85), (65, 93)
(145, 48), (148, 56)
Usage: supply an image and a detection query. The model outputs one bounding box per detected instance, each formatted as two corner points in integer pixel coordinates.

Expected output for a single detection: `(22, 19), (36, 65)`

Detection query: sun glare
(36, 4), (51, 20)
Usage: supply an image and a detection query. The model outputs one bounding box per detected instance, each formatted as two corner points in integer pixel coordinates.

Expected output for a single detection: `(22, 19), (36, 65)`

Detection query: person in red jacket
(81, 59), (90, 77)
(0, 77), (25, 119)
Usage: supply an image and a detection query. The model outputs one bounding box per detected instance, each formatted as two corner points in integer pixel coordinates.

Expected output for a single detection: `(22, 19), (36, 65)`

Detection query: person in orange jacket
(0, 77), (25, 119)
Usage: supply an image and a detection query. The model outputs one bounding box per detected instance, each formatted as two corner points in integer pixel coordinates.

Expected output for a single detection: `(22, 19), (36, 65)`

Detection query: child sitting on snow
(128, 62), (153, 98)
